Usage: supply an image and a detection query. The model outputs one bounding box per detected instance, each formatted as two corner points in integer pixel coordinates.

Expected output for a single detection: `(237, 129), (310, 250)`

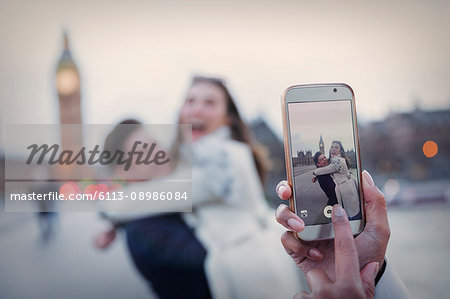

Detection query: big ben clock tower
(56, 32), (83, 151)
(319, 134), (325, 154)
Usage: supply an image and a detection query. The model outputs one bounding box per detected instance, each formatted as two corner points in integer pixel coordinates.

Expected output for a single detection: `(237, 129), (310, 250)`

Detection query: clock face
(57, 69), (79, 95)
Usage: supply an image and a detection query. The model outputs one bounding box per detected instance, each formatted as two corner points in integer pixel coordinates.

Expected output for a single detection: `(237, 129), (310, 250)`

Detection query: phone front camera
(333, 88), (337, 92)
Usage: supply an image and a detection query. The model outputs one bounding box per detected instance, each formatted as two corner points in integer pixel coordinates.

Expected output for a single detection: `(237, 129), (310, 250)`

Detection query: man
(312, 151), (338, 206)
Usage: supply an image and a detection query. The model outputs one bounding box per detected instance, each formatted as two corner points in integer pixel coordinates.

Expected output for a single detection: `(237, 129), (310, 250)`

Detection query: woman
(101, 77), (304, 298)
(312, 141), (360, 218)
(177, 76), (303, 298)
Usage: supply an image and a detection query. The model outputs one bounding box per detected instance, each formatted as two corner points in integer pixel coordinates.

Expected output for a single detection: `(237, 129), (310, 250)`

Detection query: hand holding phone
(295, 204), (379, 299)
(275, 170), (389, 282)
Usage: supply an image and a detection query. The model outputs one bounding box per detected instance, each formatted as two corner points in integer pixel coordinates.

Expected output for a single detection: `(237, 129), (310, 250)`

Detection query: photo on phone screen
(287, 99), (362, 226)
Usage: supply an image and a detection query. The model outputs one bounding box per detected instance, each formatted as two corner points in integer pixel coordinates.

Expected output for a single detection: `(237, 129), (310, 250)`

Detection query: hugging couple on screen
(311, 140), (361, 219)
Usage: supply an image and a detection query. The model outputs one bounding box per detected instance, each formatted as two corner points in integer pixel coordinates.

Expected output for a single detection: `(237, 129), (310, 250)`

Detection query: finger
(306, 268), (332, 291)
(281, 231), (323, 261)
(332, 204), (360, 281)
(293, 290), (310, 299)
(360, 261), (379, 298)
(275, 204), (305, 232)
(362, 170), (391, 242)
(276, 180), (292, 200)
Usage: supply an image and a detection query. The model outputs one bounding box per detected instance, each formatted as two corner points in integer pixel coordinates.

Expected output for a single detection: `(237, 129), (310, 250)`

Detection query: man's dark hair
(104, 119), (142, 168)
(313, 151), (323, 167)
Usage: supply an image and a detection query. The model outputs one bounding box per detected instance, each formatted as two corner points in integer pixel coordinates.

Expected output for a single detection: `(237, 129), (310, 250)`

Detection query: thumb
(362, 170), (390, 241)
(360, 261), (379, 298)
(276, 180), (292, 200)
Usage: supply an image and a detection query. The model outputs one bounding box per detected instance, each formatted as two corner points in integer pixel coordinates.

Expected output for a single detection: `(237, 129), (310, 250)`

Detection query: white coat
(313, 155), (360, 218)
(105, 126), (306, 298)
(184, 126), (306, 298)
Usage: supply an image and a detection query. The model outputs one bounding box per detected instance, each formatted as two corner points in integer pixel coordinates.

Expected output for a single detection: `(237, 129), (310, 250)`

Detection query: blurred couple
(95, 76), (304, 299)
(312, 141), (360, 218)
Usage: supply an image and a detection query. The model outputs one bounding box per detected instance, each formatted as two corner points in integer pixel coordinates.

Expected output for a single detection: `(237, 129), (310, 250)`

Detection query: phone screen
(287, 99), (362, 226)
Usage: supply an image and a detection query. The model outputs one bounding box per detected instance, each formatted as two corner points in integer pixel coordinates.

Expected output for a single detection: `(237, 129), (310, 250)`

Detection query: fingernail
(363, 170), (375, 187)
(277, 185), (286, 195)
(287, 218), (304, 232)
(308, 248), (322, 260)
(334, 205), (345, 217)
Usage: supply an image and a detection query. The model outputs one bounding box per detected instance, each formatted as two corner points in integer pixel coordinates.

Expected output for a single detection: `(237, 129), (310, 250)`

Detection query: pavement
(293, 165), (333, 225)
(0, 212), (153, 299)
(1, 200), (449, 299)
(386, 204), (450, 299)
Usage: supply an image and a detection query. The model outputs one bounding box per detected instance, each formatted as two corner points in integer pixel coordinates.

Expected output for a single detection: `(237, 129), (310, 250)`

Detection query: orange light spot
(110, 183), (123, 191)
(423, 141), (438, 158)
(84, 184), (99, 200)
(59, 182), (81, 200)
(97, 184), (109, 193)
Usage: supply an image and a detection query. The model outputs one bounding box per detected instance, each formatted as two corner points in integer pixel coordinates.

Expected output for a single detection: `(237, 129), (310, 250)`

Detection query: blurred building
(345, 149), (356, 168)
(319, 135), (325, 153)
(249, 118), (286, 207)
(359, 107), (450, 204)
(359, 107), (450, 181)
(1, 32), (85, 202)
(56, 32), (83, 150)
(296, 150), (314, 166)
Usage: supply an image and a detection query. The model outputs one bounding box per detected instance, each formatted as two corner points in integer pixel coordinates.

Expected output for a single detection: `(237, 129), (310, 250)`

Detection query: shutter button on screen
(323, 205), (333, 218)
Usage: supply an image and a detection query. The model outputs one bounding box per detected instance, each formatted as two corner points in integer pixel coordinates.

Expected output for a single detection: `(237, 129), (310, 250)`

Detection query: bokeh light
(384, 179), (400, 201)
(84, 184), (99, 200)
(423, 140), (438, 158)
(59, 181), (81, 200)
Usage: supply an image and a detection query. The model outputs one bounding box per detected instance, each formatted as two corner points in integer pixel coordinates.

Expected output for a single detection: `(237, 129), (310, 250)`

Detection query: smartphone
(281, 83), (365, 241)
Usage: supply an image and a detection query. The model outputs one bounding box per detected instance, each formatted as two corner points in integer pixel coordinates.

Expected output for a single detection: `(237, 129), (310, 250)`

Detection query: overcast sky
(1, 0), (449, 141)
(288, 100), (355, 155)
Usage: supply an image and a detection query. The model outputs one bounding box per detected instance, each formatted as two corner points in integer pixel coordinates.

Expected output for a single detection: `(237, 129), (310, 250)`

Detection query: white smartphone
(281, 83), (365, 241)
